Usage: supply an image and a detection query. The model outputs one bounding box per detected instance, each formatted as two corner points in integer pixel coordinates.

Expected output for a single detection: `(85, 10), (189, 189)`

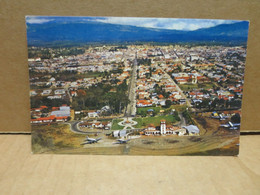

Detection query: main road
(125, 54), (138, 117)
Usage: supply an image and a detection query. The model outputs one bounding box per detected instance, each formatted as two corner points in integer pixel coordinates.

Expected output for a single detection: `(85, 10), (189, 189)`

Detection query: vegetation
(30, 96), (70, 108)
(231, 113), (241, 123)
(72, 80), (129, 113)
(179, 83), (215, 91)
(28, 47), (85, 59)
(52, 71), (103, 81)
(137, 106), (161, 116)
(111, 119), (124, 130)
(32, 124), (84, 153)
(133, 115), (178, 128)
(154, 84), (170, 98)
(182, 110), (194, 125)
(195, 98), (242, 111)
(137, 58), (151, 66)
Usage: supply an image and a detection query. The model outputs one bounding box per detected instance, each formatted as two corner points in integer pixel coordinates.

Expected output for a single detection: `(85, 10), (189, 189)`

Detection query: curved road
(66, 121), (102, 134)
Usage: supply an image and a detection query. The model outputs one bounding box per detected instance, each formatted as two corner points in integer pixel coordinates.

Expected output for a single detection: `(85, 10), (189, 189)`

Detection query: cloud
(89, 17), (239, 31)
(26, 16), (53, 24)
(25, 16), (240, 31)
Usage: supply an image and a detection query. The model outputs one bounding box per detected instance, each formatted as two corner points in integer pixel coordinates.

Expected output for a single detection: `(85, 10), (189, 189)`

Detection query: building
(88, 110), (98, 118)
(160, 120), (166, 135)
(183, 125), (200, 135)
(54, 89), (65, 95)
(144, 120), (184, 136)
(51, 106), (71, 117)
(144, 124), (160, 135)
(113, 130), (127, 137)
(31, 115), (56, 124)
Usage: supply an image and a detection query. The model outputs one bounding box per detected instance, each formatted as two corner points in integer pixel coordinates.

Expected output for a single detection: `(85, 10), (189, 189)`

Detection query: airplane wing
(96, 138), (102, 142)
(81, 141), (93, 145)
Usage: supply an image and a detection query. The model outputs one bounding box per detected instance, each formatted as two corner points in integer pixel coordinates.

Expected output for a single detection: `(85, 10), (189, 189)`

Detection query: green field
(133, 115), (178, 128)
(137, 106), (161, 114)
(111, 119), (124, 130)
(137, 105), (187, 116)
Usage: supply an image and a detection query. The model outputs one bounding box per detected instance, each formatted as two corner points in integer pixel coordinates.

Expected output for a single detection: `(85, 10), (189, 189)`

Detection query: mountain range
(26, 20), (249, 46)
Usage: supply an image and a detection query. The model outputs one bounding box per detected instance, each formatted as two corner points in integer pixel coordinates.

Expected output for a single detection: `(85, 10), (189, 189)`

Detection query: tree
(77, 89), (87, 108)
(71, 101), (80, 111)
(231, 113), (241, 123)
(165, 100), (172, 108)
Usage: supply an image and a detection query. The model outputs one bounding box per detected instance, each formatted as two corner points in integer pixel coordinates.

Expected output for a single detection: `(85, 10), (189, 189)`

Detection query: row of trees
(72, 80), (129, 114)
(194, 98), (242, 110)
(28, 47), (85, 59)
(30, 96), (71, 109)
(137, 58), (151, 66)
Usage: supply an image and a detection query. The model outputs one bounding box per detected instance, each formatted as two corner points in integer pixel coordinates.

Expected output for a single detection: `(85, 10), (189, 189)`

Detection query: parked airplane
(81, 136), (102, 144)
(113, 139), (131, 144)
(220, 121), (240, 130)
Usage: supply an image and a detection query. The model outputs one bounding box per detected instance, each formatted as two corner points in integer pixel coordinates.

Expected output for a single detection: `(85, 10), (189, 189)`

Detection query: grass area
(132, 118), (143, 128)
(137, 105), (187, 116)
(133, 115), (178, 128)
(137, 106), (161, 114)
(82, 72), (103, 78)
(31, 123), (85, 153)
(55, 72), (103, 81)
(170, 105), (188, 112)
(111, 119), (124, 130)
(179, 83), (215, 91)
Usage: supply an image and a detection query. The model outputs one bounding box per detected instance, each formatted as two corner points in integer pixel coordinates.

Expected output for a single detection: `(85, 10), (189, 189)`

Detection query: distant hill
(26, 20), (249, 46)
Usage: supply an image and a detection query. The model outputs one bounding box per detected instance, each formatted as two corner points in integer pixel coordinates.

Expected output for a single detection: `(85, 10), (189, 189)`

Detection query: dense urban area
(29, 44), (244, 155)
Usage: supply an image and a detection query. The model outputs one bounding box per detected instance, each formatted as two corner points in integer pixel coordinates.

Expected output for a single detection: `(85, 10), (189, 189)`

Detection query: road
(178, 113), (187, 127)
(64, 83), (72, 103)
(155, 64), (192, 107)
(67, 121), (102, 134)
(125, 55), (138, 117)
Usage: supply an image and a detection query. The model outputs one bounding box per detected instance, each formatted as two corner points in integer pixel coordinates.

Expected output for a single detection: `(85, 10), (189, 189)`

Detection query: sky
(26, 16), (241, 31)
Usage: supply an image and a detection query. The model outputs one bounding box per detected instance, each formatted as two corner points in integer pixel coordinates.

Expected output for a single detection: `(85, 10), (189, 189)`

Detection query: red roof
(56, 116), (68, 120)
(158, 94), (164, 99)
(31, 115), (56, 121)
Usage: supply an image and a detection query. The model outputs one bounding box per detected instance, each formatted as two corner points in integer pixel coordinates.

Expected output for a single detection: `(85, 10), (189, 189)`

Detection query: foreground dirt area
(32, 118), (239, 156)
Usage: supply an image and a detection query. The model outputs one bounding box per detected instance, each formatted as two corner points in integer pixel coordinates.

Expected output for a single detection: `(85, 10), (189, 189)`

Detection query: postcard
(26, 16), (249, 155)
